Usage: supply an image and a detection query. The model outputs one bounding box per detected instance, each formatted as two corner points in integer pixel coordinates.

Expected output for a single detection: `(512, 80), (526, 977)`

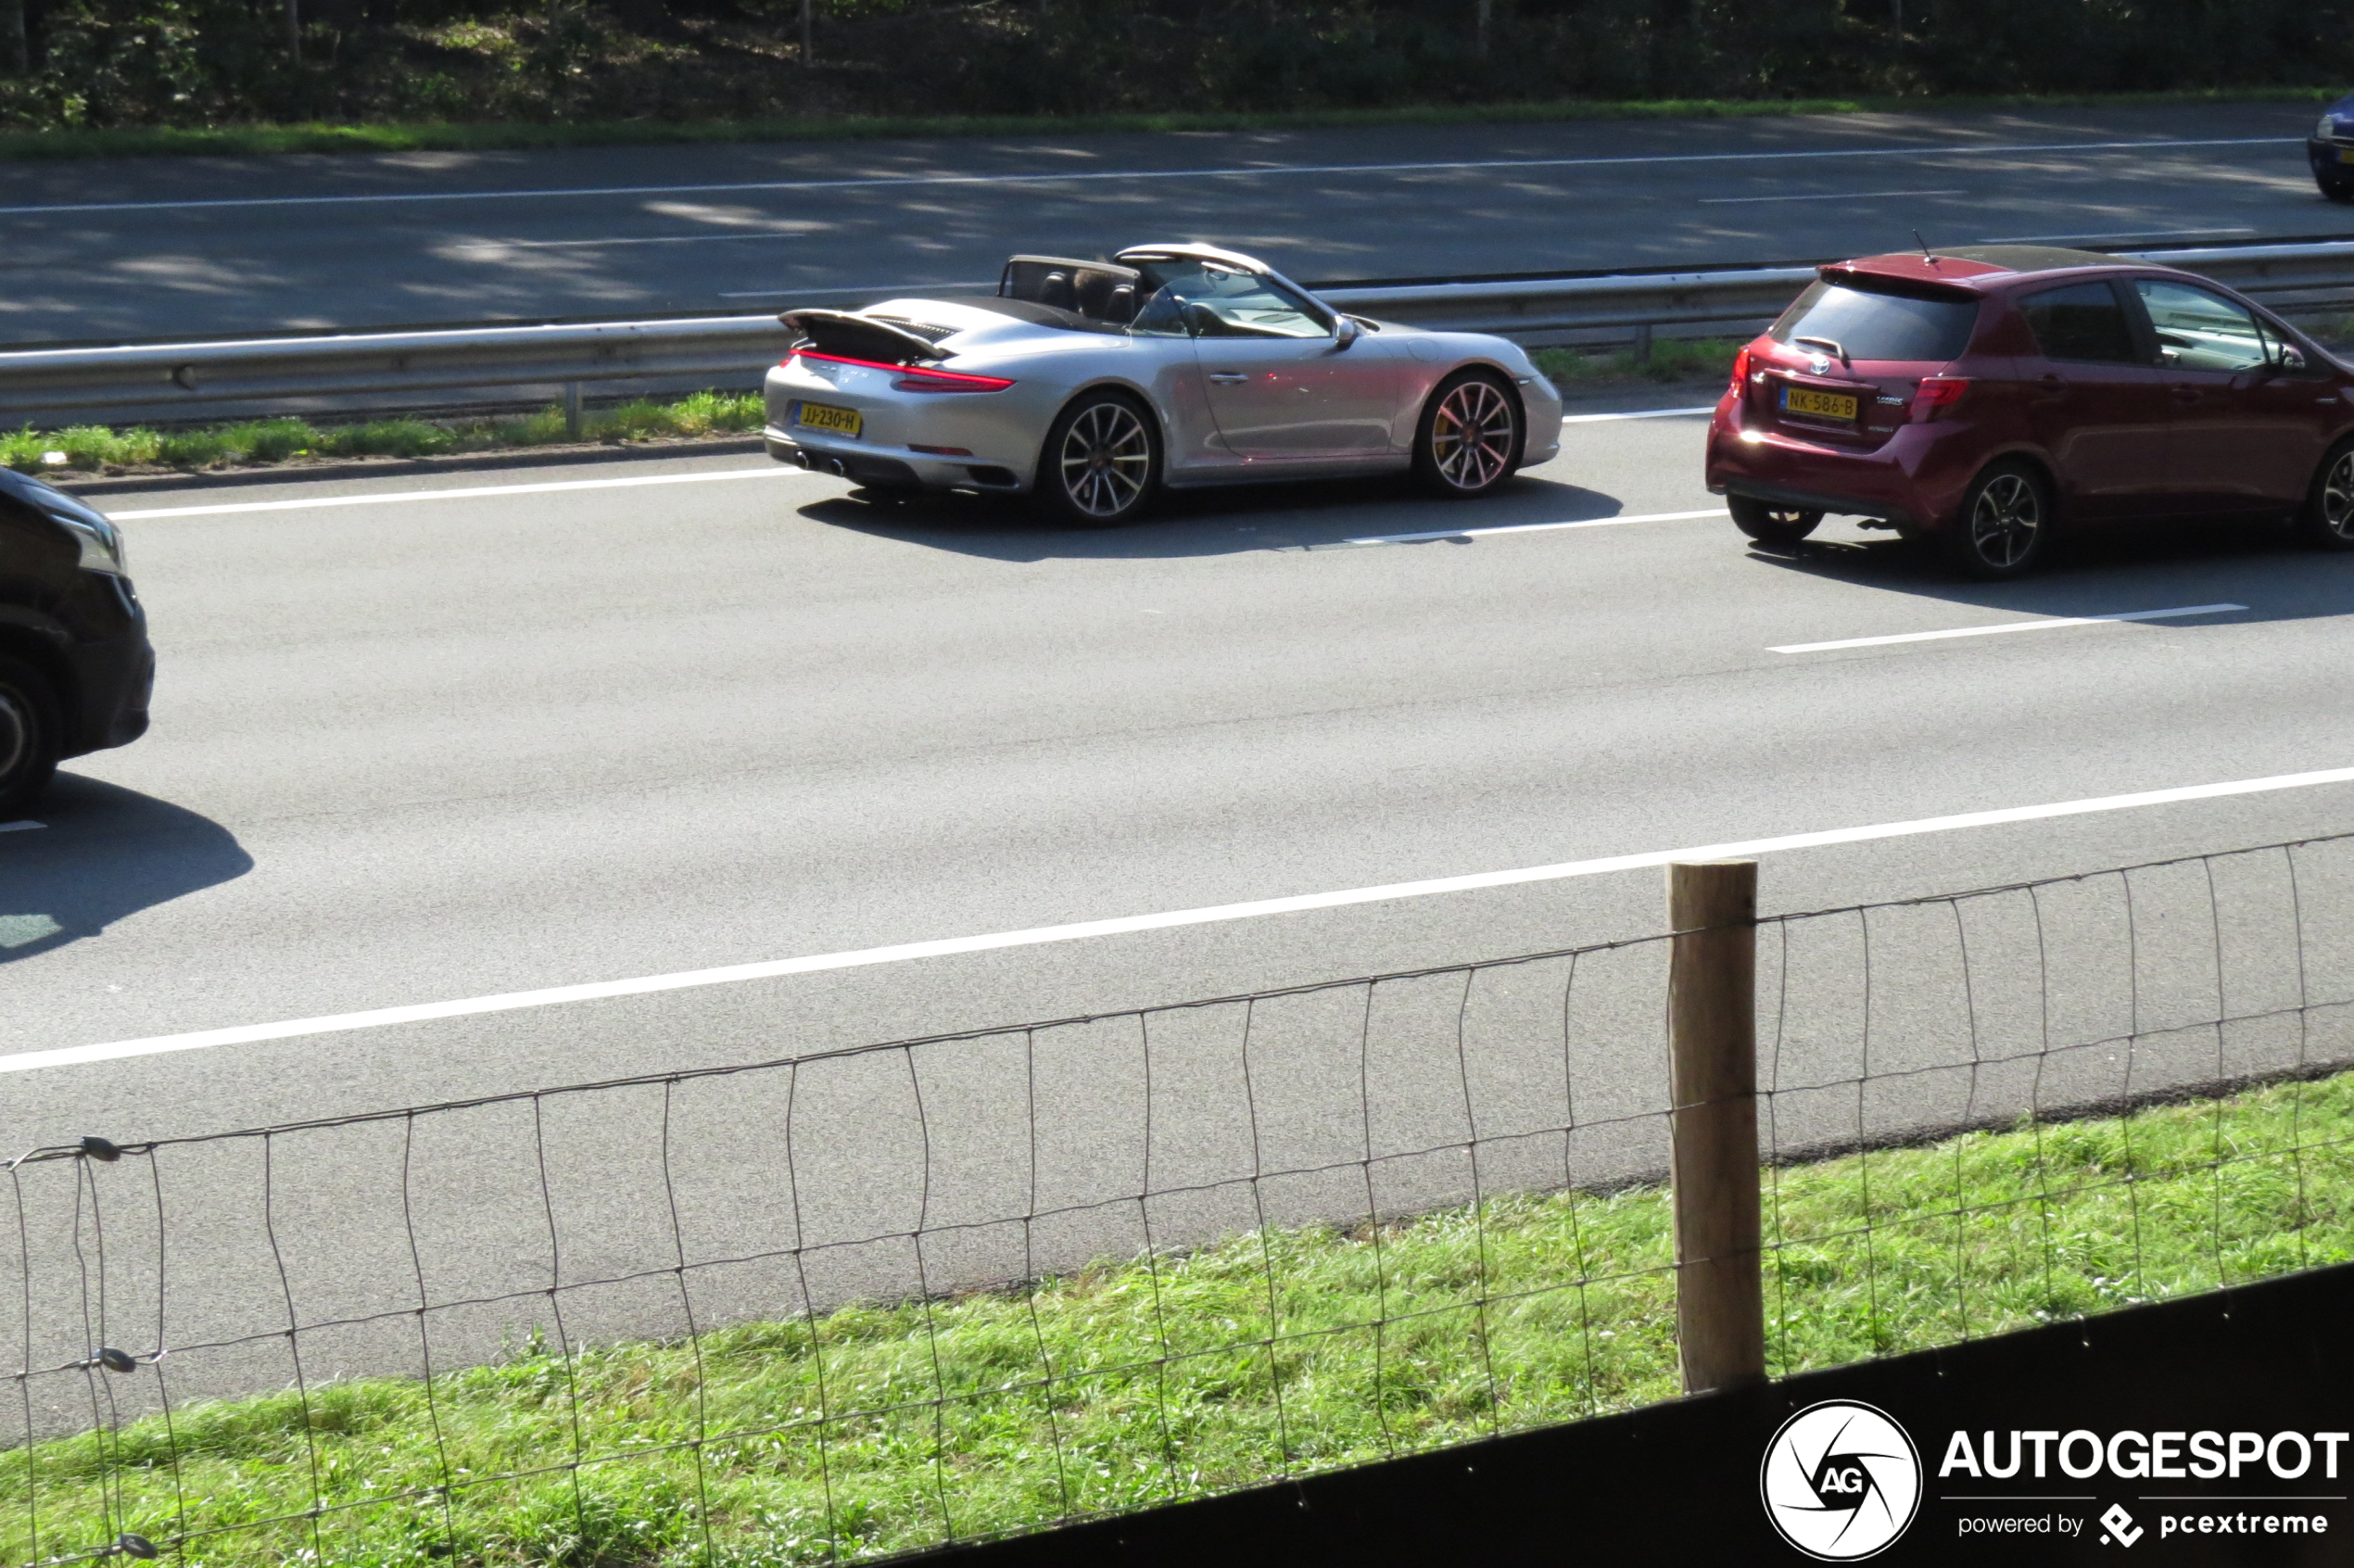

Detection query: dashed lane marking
(1771, 603), (2246, 654)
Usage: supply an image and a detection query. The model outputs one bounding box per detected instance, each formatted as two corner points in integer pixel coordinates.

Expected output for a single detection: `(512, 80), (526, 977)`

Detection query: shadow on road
(1739, 513), (2354, 629)
(0, 775), (250, 963)
(796, 473), (1625, 562)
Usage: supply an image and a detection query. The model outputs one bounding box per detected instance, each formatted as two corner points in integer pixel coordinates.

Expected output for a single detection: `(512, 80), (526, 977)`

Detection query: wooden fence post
(1667, 859), (1765, 1394)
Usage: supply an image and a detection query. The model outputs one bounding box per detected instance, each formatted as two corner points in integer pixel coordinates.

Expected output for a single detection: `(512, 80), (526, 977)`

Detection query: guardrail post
(563, 383), (583, 441)
(1630, 322), (1654, 365)
(1667, 858), (1765, 1395)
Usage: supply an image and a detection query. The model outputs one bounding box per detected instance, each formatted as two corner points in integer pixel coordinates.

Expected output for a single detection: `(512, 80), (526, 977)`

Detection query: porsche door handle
(1207, 372), (1252, 385)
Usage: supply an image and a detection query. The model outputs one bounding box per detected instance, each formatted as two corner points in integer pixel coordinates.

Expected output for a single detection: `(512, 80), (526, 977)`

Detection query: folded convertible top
(778, 309), (947, 363)
(1000, 255), (1143, 325)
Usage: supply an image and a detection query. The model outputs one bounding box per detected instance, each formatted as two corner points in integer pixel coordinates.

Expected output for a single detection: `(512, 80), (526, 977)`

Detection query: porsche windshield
(1132, 261), (1333, 339)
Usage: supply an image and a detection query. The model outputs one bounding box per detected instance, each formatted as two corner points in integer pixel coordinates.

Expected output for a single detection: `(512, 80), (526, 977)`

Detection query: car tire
(1944, 460), (2052, 579)
(1035, 391), (1160, 527)
(1728, 495), (1823, 549)
(1412, 370), (1523, 499)
(2298, 439), (2354, 551)
(2321, 175), (2354, 204)
(0, 655), (61, 817)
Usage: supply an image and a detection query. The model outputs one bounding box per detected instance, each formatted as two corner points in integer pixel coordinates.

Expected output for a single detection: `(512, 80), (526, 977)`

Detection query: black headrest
(1002, 255), (1144, 319)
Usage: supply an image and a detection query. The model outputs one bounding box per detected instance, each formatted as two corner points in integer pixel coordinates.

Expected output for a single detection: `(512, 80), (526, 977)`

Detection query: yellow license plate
(2337, 146), (2354, 164)
(795, 401), (862, 437)
(1781, 386), (1858, 422)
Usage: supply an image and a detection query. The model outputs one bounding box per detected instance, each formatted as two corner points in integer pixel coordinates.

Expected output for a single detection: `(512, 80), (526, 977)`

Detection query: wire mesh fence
(7, 832), (2354, 1566)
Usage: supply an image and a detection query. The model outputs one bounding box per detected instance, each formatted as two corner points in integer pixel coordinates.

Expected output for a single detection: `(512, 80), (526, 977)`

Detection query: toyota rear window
(1769, 281), (1980, 361)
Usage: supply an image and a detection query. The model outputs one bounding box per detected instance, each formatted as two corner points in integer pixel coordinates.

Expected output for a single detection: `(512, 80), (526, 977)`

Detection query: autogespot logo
(1761, 1400), (1924, 1561)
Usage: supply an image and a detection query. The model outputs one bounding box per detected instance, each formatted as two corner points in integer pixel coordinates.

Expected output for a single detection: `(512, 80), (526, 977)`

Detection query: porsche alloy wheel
(1415, 372), (1521, 498)
(1947, 462), (2050, 579)
(1041, 394), (1158, 526)
(2301, 442), (2354, 551)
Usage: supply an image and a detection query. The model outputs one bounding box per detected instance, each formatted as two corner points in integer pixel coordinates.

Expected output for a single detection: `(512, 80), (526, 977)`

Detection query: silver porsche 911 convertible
(763, 242), (1563, 525)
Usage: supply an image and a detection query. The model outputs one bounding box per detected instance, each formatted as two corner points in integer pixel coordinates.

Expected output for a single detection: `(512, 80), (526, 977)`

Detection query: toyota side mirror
(2277, 346), (2309, 373)
(1332, 316), (1360, 350)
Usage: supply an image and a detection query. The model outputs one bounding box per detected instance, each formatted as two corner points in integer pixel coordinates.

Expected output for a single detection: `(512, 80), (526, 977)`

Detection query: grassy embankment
(9, 343), (1739, 479)
(0, 87), (2330, 163)
(0, 391), (766, 476)
(2, 348), (1731, 478)
(5, 1071), (2348, 1567)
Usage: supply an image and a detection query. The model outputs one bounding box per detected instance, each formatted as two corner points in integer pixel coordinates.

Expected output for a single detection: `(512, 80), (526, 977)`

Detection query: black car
(0, 467), (151, 814)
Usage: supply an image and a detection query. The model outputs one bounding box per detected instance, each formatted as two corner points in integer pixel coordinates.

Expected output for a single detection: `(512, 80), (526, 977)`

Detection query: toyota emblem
(1806, 354), (1832, 375)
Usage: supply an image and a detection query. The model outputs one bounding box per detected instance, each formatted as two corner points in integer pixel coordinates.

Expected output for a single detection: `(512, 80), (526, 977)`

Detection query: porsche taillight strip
(787, 348), (1015, 392)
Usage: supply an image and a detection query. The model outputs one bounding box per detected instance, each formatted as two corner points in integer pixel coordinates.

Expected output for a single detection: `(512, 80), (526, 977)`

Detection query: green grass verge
(2, 348), (1732, 478)
(0, 86), (2329, 163)
(6, 1071), (2349, 1567)
(1534, 336), (1742, 386)
(0, 391), (764, 476)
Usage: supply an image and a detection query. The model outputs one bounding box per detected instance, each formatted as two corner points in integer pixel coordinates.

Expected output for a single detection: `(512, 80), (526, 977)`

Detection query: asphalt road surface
(8, 403), (2354, 1413)
(0, 101), (2341, 343)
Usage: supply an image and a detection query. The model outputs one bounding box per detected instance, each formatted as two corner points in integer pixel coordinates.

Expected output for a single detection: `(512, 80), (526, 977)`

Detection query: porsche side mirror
(1332, 317), (1361, 350)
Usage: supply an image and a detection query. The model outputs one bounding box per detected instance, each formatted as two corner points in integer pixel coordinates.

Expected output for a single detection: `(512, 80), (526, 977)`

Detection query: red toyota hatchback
(1704, 245), (2354, 578)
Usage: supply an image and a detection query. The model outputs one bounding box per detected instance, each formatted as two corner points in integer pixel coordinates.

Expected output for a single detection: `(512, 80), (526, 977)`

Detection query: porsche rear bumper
(766, 359), (1050, 493)
(763, 431), (1025, 492)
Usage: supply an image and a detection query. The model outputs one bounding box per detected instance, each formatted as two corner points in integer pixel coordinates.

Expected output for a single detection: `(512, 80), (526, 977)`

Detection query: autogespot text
(1939, 1429), (2349, 1480)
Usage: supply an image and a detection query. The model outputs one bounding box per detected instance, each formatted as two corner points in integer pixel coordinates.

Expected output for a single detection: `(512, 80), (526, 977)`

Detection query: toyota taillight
(1909, 376), (1970, 422)
(1730, 346), (1753, 391)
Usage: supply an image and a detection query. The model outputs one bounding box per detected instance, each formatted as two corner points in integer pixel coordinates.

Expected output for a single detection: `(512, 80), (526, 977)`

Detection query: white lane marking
(722, 280), (995, 299)
(92, 414), (1714, 517)
(1701, 187), (1964, 205)
(0, 137), (2295, 218)
(1344, 508), (1726, 546)
(107, 465), (804, 520)
(1975, 225), (2259, 244)
(1560, 405), (1716, 424)
(0, 820), (43, 832)
(1771, 602), (2246, 654)
(93, 408), (1714, 522)
(489, 232), (805, 248)
(18, 762), (2354, 1076)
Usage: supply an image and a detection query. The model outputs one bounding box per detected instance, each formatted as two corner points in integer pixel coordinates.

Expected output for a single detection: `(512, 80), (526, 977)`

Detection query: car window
(2134, 279), (2269, 373)
(2019, 281), (2141, 364)
(1128, 262), (1331, 340)
(1770, 281), (1979, 361)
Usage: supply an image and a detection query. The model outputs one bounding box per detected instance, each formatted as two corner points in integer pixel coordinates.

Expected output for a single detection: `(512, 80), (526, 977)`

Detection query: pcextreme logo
(1761, 1400), (1925, 1561)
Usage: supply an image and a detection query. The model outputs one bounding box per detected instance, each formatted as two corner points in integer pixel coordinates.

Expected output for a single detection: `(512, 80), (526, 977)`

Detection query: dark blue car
(2308, 96), (2354, 201)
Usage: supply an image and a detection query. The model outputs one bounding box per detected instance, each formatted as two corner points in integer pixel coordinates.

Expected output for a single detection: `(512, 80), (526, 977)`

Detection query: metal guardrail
(0, 315), (796, 427)
(3, 240), (2352, 427)
(1316, 240), (2354, 342)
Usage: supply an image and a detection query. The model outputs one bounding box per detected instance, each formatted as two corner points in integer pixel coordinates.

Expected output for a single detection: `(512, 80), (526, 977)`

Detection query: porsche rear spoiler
(779, 309), (945, 364)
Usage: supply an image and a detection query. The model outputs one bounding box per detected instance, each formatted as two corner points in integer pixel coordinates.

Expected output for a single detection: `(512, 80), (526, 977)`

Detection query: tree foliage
(0, 0), (2348, 132)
